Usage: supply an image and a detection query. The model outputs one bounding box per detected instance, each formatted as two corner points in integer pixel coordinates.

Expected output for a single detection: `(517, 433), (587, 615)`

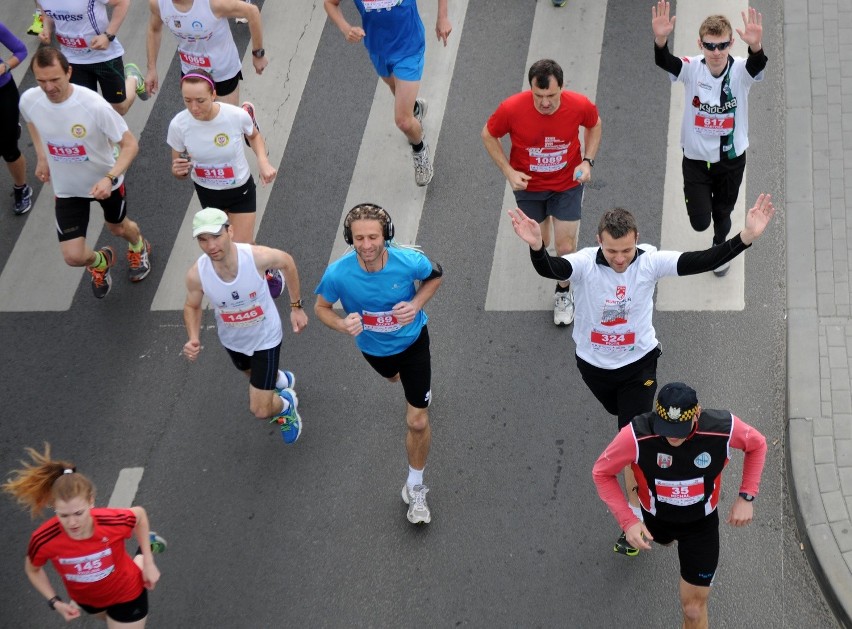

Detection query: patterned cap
(652, 382), (699, 438)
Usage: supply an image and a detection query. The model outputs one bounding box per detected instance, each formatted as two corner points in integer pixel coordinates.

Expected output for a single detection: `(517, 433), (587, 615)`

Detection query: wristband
(47, 596), (62, 610)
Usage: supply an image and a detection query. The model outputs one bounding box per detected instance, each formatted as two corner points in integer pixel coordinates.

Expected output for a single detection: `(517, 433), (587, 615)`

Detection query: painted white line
(107, 467), (145, 508)
(656, 0), (748, 311)
(484, 1), (607, 311)
(0, 2), (177, 312)
(326, 0), (470, 262)
(151, 0), (326, 311)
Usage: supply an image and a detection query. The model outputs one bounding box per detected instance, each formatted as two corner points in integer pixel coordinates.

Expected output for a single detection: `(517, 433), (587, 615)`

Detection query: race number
(194, 164), (236, 186)
(47, 143), (88, 163)
(362, 310), (401, 333)
(219, 305), (265, 327)
(655, 477), (705, 506)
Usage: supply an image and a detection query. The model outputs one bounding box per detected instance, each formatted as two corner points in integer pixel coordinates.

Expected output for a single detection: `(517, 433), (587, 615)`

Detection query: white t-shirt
(672, 55), (763, 162)
(198, 243), (283, 354)
(40, 0), (124, 63)
(157, 0), (242, 81)
(167, 103), (254, 189)
(566, 244), (681, 369)
(20, 85), (128, 198)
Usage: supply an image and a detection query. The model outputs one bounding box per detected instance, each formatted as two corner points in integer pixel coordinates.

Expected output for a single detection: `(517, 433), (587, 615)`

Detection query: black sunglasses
(701, 40), (732, 51)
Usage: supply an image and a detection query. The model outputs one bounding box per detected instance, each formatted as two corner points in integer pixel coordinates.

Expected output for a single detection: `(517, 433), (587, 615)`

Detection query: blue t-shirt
(315, 246), (433, 356)
(353, 0), (425, 61)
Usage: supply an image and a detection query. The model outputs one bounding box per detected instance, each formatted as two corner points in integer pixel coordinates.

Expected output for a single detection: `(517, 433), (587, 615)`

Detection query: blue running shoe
(552, 0), (567, 6)
(277, 370), (295, 390)
(271, 388), (301, 444)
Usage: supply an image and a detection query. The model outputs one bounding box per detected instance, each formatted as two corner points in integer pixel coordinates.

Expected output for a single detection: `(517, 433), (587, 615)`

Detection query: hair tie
(181, 72), (215, 90)
(63, 468), (74, 474)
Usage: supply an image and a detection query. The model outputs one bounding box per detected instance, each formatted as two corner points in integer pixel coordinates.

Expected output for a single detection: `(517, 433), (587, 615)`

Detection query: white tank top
(198, 243), (282, 354)
(157, 0), (242, 82)
(40, 0), (124, 63)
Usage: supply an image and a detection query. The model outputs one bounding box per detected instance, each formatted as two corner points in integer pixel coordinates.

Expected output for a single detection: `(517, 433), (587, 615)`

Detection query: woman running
(0, 21), (33, 214)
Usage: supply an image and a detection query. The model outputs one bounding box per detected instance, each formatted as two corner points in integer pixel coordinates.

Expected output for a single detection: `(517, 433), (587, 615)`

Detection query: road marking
(656, 0), (749, 311)
(151, 0), (326, 310)
(0, 2), (177, 312)
(107, 467), (144, 508)
(326, 0), (470, 263)
(484, 1), (607, 311)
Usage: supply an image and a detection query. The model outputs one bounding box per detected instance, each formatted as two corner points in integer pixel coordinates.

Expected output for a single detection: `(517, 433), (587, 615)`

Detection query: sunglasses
(701, 40), (732, 51)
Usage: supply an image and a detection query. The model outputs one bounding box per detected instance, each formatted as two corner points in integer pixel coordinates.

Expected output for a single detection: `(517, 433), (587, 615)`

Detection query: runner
(146, 0), (268, 106)
(182, 207), (308, 443)
(0, 21), (33, 215)
(482, 58), (602, 325)
(592, 382), (767, 629)
(37, 0), (148, 116)
(509, 192), (775, 555)
(652, 1), (768, 277)
(167, 69), (282, 295)
(20, 47), (153, 300)
(314, 203), (444, 523)
(2, 444), (167, 628)
(323, 0), (452, 186)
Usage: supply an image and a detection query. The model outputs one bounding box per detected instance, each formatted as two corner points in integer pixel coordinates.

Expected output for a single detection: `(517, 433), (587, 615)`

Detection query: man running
(483, 58), (602, 325)
(509, 192), (775, 554)
(314, 203), (443, 523)
(37, 0), (148, 116)
(146, 0), (268, 106)
(652, 2), (767, 277)
(20, 47), (152, 299)
(592, 382), (767, 629)
(183, 207), (308, 443)
(323, 0), (452, 186)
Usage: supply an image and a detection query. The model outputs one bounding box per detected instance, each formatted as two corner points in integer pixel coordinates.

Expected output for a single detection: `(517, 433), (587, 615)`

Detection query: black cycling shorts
(225, 341), (281, 390)
(362, 326), (432, 409)
(55, 184), (128, 242)
(642, 509), (720, 587)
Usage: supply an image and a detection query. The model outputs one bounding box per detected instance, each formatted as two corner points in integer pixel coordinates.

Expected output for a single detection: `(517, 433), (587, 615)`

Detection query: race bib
(362, 310), (400, 333)
(57, 34), (88, 49)
(590, 330), (635, 351)
(528, 147), (567, 173)
(693, 114), (734, 137)
(179, 50), (212, 68)
(47, 142), (88, 163)
(655, 477), (704, 507)
(194, 163), (235, 186)
(219, 305), (265, 327)
(362, 0), (402, 10)
(58, 548), (116, 583)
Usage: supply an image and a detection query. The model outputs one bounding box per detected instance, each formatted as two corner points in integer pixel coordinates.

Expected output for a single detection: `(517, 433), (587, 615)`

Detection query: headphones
(342, 203), (395, 245)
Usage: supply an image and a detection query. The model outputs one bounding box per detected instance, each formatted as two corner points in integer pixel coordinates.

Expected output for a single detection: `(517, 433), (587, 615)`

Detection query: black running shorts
(642, 509), (720, 587)
(362, 325), (432, 409)
(225, 342), (281, 390)
(69, 57), (129, 104)
(77, 588), (148, 623)
(194, 176), (256, 214)
(54, 184), (128, 242)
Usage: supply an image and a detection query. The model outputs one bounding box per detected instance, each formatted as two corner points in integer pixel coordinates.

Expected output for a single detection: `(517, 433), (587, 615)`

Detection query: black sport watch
(738, 492), (755, 502)
(252, 48), (265, 58)
(582, 157), (595, 168)
(105, 32), (115, 42)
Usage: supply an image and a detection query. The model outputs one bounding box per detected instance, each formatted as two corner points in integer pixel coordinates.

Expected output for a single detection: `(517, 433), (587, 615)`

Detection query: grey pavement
(786, 0), (852, 626)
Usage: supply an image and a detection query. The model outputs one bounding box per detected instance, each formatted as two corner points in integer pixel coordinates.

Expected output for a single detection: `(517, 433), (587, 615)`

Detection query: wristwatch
(47, 596), (62, 610)
(105, 32), (115, 42)
(582, 157), (595, 168)
(738, 492), (755, 502)
(290, 299), (303, 309)
(252, 48), (265, 58)
(105, 173), (119, 185)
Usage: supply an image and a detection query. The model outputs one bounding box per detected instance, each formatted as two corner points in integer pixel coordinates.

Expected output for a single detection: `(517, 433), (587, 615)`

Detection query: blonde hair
(699, 15), (733, 40)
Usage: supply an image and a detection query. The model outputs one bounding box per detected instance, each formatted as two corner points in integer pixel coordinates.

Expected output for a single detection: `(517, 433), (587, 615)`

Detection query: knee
(555, 239), (576, 257)
(681, 598), (707, 623)
(62, 249), (90, 267)
(406, 408), (429, 433)
(688, 214), (711, 232)
(395, 114), (417, 136)
(106, 221), (126, 238)
(112, 100), (131, 116)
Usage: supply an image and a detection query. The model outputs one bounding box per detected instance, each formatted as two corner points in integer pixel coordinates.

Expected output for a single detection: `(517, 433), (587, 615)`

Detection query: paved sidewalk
(786, 0), (852, 626)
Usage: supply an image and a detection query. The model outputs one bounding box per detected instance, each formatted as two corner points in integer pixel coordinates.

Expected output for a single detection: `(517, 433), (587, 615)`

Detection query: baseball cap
(652, 382), (699, 438)
(192, 207), (229, 237)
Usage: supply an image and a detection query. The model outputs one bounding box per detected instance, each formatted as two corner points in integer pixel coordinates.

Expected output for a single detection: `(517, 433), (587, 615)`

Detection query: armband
(424, 261), (443, 281)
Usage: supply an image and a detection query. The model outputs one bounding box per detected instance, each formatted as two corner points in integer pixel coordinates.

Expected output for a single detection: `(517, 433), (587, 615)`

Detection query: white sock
(407, 466), (424, 489)
(275, 370), (291, 390)
(630, 504), (643, 521)
(278, 395), (291, 413)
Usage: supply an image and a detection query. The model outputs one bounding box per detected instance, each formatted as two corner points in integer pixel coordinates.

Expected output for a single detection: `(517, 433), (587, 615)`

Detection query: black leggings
(0, 78), (22, 162)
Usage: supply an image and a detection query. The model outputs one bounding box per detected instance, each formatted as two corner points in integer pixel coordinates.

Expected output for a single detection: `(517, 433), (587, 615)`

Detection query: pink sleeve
(592, 426), (640, 532)
(729, 415), (767, 496)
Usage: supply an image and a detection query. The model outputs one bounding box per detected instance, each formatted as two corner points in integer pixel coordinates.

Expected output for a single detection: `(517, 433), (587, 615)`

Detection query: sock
(277, 395), (291, 414)
(90, 250), (107, 271)
(13, 183), (26, 191)
(275, 370), (291, 390)
(630, 504), (644, 522)
(129, 237), (145, 253)
(555, 282), (570, 293)
(407, 466), (424, 489)
(411, 140), (424, 153)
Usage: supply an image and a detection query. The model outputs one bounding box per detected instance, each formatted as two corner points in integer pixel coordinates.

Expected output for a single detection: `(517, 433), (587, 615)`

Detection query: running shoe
(713, 261), (731, 277)
(127, 239), (152, 282)
(149, 532), (168, 554)
(13, 184), (33, 216)
(614, 532), (639, 557)
(265, 268), (284, 298)
(552, 0), (568, 6)
(89, 246), (115, 299)
(124, 63), (149, 101)
(271, 388), (302, 444)
(27, 12), (43, 36)
(278, 370), (296, 390)
(413, 138), (434, 187)
(553, 288), (574, 326)
(413, 98), (428, 124)
(401, 484), (431, 524)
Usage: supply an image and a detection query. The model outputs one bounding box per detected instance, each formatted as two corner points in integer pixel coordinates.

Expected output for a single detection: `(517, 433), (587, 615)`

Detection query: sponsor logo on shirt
(615, 285), (626, 301)
(691, 97), (738, 114)
(214, 133), (230, 147)
(43, 11), (84, 21)
(71, 124), (86, 139)
(694, 452), (712, 469)
(231, 291), (239, 300)
(657, 453), (673, 469)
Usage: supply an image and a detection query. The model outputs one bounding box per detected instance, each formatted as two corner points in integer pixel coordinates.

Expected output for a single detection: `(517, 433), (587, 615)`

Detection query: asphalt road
(0, 1), (839, 627)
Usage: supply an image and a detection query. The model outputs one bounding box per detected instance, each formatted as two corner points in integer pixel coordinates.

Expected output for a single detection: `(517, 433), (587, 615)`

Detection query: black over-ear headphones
(342, 203), (395, 245)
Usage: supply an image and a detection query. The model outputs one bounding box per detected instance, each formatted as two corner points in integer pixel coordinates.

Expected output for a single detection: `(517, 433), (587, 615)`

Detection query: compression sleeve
(729, 415), (767, 496)
(592, 427), (640, 532)
(745, 47), (768, 78)
(654, 41), (683, 76)
(676, 233), (751, 276)
(529, 245), (573, 281)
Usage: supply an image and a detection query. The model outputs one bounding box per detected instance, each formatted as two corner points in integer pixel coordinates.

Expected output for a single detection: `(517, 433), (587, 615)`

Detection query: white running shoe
(401, 484), (431, 524)
(413, 138), (434, 187)
(554, 288), (574, 326)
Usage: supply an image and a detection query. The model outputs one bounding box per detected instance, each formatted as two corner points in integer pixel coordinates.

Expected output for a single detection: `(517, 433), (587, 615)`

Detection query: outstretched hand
(736, 7), (763, 50)
(651, 1), (675, 44)
(508, 208), (543, 250)
(741, 193), (776, 245)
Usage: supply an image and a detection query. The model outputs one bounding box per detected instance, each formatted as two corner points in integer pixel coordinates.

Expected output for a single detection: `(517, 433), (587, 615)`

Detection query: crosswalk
(0, 0), (753, 313)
